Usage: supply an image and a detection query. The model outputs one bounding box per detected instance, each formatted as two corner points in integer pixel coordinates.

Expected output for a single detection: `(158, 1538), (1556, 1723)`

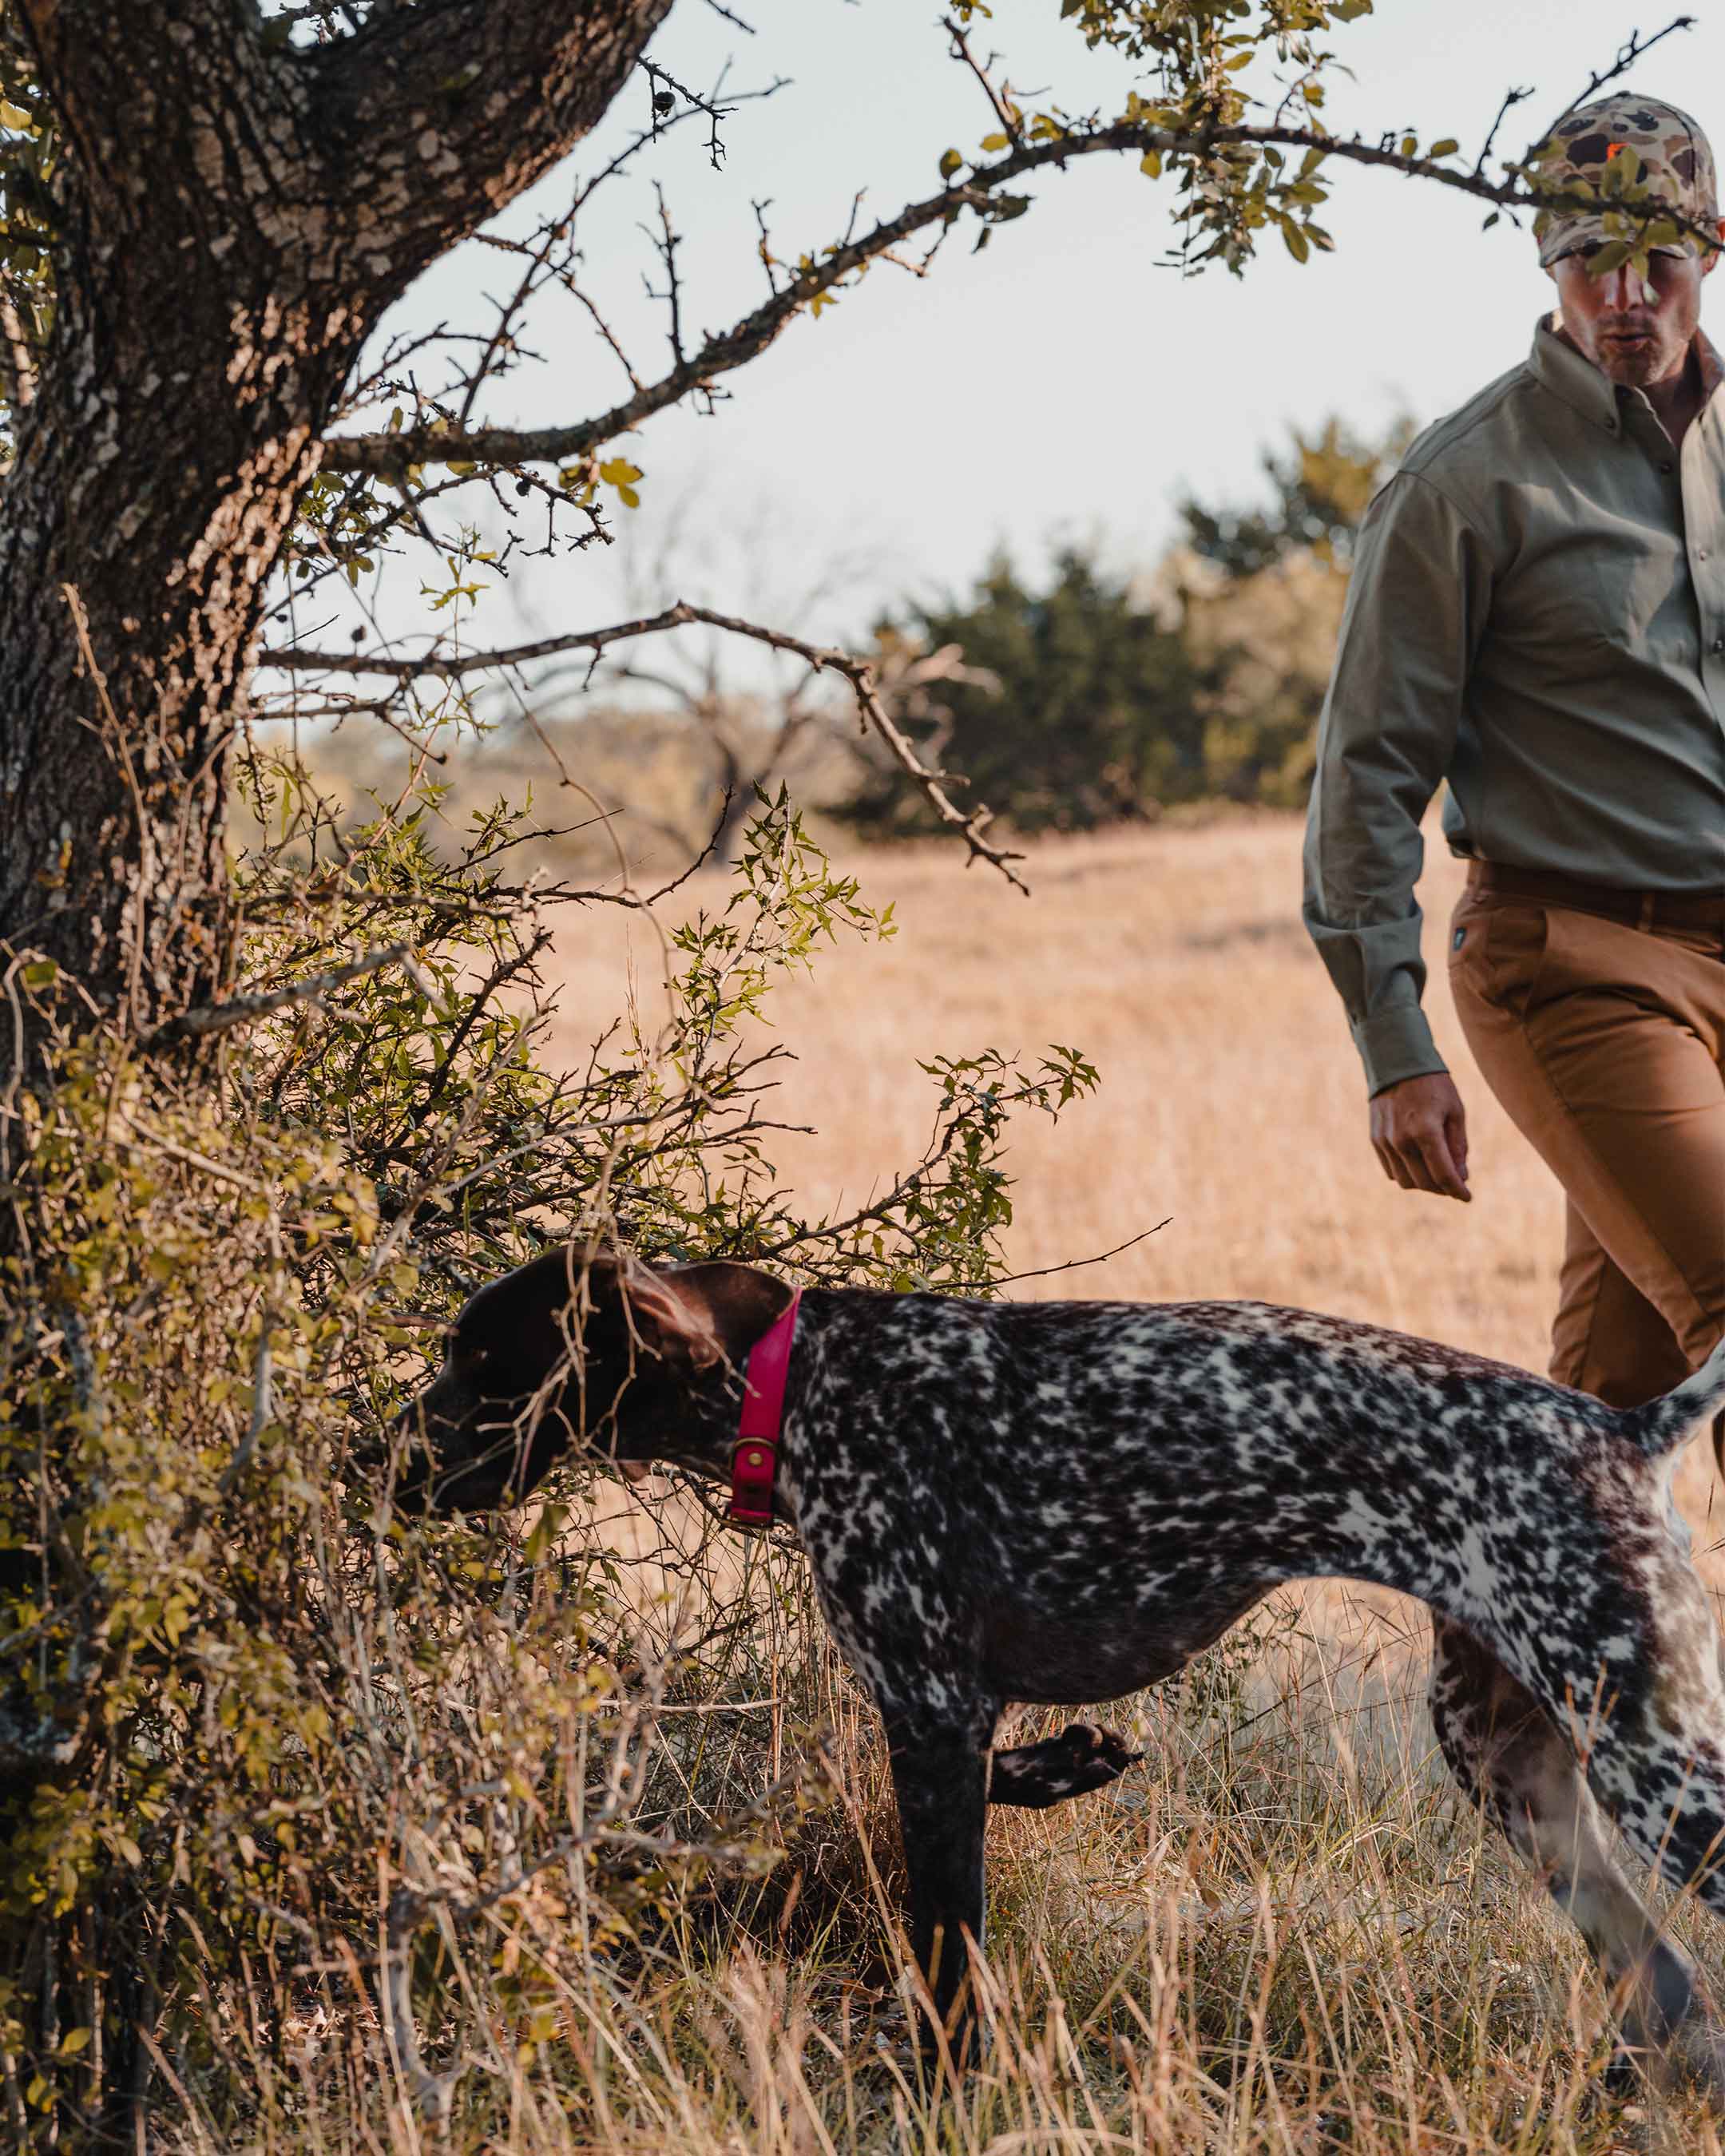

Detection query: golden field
(219, 804), (1725, 2154)
(371, 808), (1725, 2156)
(544, 810), (1725, 1595)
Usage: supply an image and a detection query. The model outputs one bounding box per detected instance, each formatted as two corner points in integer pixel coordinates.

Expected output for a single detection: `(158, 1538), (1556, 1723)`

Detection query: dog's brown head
(392, 1250), (793, 1513)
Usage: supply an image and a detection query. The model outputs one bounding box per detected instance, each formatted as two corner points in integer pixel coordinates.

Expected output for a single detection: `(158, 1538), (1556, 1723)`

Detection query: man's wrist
(1353, 1005), (1448, 1098)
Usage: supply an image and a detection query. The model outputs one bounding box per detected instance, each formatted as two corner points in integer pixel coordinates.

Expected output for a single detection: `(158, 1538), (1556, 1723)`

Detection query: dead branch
(264, 600), (1028, 889)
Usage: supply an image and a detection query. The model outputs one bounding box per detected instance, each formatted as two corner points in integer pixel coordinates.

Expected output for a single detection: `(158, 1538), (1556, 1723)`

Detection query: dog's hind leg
(1430, 1615), (1725, 2097)
(989, 1722), (1144, 1810)
(882, 1694), (996, 2063)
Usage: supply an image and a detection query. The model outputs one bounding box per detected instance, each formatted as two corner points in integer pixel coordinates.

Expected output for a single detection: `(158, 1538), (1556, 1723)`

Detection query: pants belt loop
(1638, 893), (1657, 931)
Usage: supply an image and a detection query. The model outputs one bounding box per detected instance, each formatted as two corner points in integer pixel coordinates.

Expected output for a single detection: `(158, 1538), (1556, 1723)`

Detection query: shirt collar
(1529, 311), (1725, 428)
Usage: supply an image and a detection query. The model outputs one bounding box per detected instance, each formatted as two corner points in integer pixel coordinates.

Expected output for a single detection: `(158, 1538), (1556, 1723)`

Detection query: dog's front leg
(882, 1705), (993, 2063)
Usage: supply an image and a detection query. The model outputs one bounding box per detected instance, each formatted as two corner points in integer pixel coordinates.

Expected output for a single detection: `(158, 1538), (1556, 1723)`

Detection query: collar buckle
(728, 1288), (800, 1528)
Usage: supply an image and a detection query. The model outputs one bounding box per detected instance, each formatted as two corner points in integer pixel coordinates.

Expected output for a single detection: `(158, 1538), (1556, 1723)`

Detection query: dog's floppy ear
(608, 1257), (720, 1371)
(639, 1260), (795, 1372)
(577, 1254), (793, 1376)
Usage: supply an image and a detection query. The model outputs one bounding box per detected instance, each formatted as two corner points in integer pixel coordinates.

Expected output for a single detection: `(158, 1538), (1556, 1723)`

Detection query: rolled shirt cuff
(1350, 1002), (1449, 1098)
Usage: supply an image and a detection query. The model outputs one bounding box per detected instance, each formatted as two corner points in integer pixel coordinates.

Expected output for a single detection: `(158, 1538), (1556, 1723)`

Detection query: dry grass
(369, 807), (1725, 2156)
(240, 813), (1725, 2153)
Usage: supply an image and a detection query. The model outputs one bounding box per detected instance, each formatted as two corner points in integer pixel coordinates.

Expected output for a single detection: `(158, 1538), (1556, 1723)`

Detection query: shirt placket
(1682, 393), (1725, 725)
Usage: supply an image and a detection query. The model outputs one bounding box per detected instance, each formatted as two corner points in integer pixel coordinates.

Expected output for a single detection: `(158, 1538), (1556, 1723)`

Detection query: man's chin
(1593, 337), (1675, 387)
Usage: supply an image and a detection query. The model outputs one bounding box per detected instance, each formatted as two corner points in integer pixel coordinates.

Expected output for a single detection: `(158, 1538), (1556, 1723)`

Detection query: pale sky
(323, 0), (1725, 668)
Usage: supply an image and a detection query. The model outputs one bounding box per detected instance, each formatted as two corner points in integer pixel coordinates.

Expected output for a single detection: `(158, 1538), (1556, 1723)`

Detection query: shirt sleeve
(1303, 470), (1493, 1096)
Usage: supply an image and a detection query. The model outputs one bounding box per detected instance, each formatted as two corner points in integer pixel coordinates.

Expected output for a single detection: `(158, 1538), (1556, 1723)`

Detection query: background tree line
(459, 412), (1412, 866)
(842, 412), (1414, 838)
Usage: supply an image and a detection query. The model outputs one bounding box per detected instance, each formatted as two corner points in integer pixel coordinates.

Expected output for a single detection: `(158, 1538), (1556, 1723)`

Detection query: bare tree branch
(143, 942), (426, 1051)
(323, 104), (1718, 478)
(264, 600), (1028, 890)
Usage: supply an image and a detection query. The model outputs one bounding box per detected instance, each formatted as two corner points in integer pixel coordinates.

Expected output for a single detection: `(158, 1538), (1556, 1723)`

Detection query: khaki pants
(1447, 877), (1725, 1425)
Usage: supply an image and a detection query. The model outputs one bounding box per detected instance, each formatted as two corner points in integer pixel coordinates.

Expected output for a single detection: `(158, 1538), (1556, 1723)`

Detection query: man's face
(1549, 226), (1725, 387)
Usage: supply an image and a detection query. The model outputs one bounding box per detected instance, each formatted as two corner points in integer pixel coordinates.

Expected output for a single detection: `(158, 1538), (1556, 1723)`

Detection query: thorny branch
(264, 600), (1028, 890)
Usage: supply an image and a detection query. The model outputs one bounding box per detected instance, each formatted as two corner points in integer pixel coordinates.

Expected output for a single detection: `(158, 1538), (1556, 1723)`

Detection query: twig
(1521, 17), (1697, 173)
(641, 57), (735, 169)
(380, 1885), (462, 2137)
(143, 942), (426, 1049)
(265, 600), (1028, 889)
(943, 14), (1021, 146)
(993, 1219), (1172, 1286)
(220, 1215), (284, 1496)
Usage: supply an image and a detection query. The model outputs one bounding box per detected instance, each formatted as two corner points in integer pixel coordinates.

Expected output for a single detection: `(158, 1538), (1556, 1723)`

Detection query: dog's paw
(989, 1721), (1144, 1809)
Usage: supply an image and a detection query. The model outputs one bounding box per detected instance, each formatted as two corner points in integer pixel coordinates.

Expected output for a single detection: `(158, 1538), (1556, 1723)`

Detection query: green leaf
(0, 100), (32, 129)
(58, 2028), (93, 2058)
(1140, 149), (1162, 179)
(1430, 138), (1460, 158)
(1282, 221), (1311, 264)
(939, 149), (963, 180)
(980, 132), (1009, 152)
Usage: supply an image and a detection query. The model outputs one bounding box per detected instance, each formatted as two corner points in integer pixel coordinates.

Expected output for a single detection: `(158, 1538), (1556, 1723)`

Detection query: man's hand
(1370, 1072), (1471, 1202)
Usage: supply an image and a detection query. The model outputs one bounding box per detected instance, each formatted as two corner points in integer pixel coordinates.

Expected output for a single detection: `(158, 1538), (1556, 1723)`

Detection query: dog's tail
(1625, 1334), (1725, 1459)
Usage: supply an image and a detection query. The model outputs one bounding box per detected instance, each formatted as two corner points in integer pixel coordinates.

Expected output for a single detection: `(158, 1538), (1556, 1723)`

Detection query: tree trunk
(0, 0), (674, 1038)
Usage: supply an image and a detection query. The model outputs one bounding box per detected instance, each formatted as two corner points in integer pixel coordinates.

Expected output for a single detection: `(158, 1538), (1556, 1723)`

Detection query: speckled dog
(397, 1252), (1725, 2086)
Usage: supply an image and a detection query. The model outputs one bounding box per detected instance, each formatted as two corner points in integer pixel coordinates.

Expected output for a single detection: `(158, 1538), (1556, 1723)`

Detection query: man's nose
(1599, 260), (1654, 309)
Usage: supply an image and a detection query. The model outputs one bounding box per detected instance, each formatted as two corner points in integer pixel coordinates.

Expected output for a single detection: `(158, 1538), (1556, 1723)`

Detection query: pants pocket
(1449, 897), (1550, 1019)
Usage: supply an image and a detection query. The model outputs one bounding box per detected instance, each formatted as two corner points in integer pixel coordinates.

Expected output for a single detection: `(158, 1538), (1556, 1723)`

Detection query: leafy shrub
(0, 766), (1096, 2144)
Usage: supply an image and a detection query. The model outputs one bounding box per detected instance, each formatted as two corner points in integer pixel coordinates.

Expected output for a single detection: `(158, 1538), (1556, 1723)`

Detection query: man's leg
(1550, 1199), (1725, 1514)
(1551, 1199), (1693, 1405)
(1448, 899), (1725, 1397)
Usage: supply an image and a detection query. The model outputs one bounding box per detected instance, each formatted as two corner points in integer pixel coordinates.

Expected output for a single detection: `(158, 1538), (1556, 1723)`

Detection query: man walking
(1305, 92), (1725, 1433)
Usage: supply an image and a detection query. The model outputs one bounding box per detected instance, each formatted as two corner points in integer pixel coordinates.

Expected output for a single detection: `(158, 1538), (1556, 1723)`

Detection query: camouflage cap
(1533, 93), (1717, 269)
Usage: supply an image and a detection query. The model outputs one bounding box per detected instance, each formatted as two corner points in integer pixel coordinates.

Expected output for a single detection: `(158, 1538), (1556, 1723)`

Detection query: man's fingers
(1368, 1075), (1471, 1202)
(1404, 1124), (1470, 1202)
(1383, 1141), (1419, 1191)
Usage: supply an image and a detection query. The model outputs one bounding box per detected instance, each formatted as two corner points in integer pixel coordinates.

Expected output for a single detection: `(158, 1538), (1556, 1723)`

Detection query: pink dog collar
(728, 1288), (800, 1527)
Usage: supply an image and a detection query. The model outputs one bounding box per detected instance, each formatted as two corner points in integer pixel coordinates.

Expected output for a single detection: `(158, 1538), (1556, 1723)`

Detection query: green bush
(0, 766), (1096, 2145)
(843, 419), (1414, 834)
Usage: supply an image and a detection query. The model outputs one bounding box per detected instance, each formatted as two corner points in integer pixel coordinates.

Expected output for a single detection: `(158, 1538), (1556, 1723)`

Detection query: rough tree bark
(0, 0), (673, 1036)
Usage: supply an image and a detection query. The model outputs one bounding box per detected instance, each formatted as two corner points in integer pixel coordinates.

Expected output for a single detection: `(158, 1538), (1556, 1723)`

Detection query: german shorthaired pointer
(396, 1251), (1725, 2089)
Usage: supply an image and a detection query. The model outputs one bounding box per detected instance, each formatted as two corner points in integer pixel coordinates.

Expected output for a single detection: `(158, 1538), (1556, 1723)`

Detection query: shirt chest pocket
(1490, 485), (1695, 680)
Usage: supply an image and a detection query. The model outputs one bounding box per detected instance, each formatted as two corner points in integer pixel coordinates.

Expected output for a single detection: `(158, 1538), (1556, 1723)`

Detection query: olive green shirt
(1303, 316), (1725, 1096)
